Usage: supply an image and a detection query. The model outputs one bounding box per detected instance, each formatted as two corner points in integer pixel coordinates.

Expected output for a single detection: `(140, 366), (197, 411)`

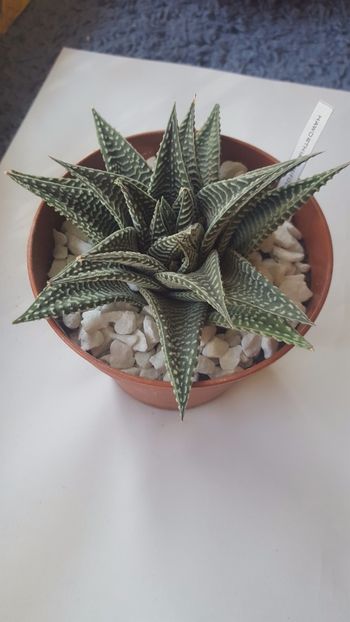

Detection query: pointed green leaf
(156, 250), (230, 322)
(7, 171), (117, 242)
(148, 105), (190, 203)
(14, 281), (144, 323)
(208, 303), (312, 350)
(232, 163), (348, 255)
(140, 289), (207, 417)
(223, 250), (311, 325)
(149, 197), (176, 244)
(89, 250), (166, 274)
(179, 100), (202, 193)
(115, 177), (156, 248)
(148, 223), (204, 272)
(197, 153), (318, 257)
(175, 187), (197, 231)
(195, 104), (220, 185)
(51, 159), (132, 228)
(92, 109), (152, 185)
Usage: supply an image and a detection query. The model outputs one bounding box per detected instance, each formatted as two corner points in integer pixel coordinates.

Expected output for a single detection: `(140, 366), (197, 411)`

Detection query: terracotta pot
(27, 132), (333, 410)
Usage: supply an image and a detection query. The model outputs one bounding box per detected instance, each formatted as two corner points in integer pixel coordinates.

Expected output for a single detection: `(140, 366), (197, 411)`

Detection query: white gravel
(51, 160), (313, 381)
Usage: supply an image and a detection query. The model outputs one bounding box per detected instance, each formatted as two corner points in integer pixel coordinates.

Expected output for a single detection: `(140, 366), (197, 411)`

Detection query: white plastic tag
(278, 100), (333, 187)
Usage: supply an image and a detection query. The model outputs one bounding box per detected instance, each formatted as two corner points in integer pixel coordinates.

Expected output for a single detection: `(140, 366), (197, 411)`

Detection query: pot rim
(27, 132), (333, 390)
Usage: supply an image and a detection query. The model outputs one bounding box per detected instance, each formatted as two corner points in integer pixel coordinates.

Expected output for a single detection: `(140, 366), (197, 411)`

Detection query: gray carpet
(1, 0), (349, 159)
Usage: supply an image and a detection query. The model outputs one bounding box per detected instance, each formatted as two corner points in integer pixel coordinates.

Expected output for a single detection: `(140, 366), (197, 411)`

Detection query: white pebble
(132, 329), (149, 352)
(143, 315), (160, 347)
(248, 251), (263, 267)
(135, 349), (155, 368)
(53, 244), (68, 259)
(143, 304), (156, 318)
(81, 308), (105, 333)
(295, 262), (310, 274)
(261, 337), (279, 359)
(53, 229), (67, 246)
(196, 355), (216, 376)
(273, 224), (304, 253)
(147, 156), (157, 171)
(66, 254), (75, 265)
(202, 336), (229, 358)
(149, 350), (165, 370)
(100, 354), (111, 365)
(115, 333), (139, 347)
(200, 325), (216, 347)
(79, 328), (104, 351)
(284, 221), (302, 240)
(67, 234), (93, 256)
(140, 368), (161, 380)
(219, 160), (248, 179)
(48, 259), (66, 278)
(163, 371), (171, 381)
(258, 264), (274, 283)
(279, 274), (313, 303)
(62, 311), (81, 330)
(240, 352), (254, 368)
(121, 367), (140, 376)
(219, 345), (242, 371)
(259, 235), (274, 254)
(62, 220), (90, 242)
(222, 329), (241, 347)
(272, 246), (304, 264)
(241, 334), (262, 358)
(110, 340), (135, 368)
(114, 311), (138, 335)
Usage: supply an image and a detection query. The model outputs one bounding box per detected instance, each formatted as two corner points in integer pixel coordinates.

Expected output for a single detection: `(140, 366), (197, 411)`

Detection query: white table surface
(1, 48), (350, 622)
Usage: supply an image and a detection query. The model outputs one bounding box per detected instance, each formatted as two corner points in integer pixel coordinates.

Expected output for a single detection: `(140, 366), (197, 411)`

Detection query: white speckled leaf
(232, 163), (348, 255)
(195, 104), (220, 186)
(92, 109), (152, 185)
(156, 250), (230, 322)
(208, 303), (312, 349)
(197, 153), (318, 256)
(223, 250), (311, 325)
(148, 105), (191, 203)
(179, 100), (202, 193)
(140, 288), (207, 418)
(149, 197), (176, 244)
(14, 281), (144, 323)
(175, 187), (197, 231)
(7, 171), (116, 242)
(148, 223), (204, 272)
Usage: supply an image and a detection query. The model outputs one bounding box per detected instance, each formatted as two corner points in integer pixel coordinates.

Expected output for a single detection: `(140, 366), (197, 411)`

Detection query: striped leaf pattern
(179, 100), (202, 193)
(92, 109), (152, 185)
(14, 281), (144, 323)
(208, 304), (312, 350)
(223, 250), (311, 324)
(148, 105), (191, 204)
(7, 171), (116, 242)
(10, 101), (347, 417)
(156, 250), (230, 322)
(232, 164), (347, 255)
(141, 289), (207, 418)
(195, 104), (220, 185)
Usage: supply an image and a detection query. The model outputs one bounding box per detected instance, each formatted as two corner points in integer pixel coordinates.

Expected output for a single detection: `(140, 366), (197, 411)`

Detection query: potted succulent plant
(8, 102), (346, 417)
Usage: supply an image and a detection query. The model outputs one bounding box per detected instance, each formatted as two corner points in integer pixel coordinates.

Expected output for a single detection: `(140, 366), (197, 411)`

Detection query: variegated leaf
(51, 158), (132, 228)
(208, 303), (312, 349)
(89, 250), (166, 274)
(14, 281), (144, 323)
(197, 153), (318, 257)
(140, 288), (207, 418)
(175, 187), (197, 231)
(148, 105), (191, 204)
(149, 197), (176, 245)
(232, 163), (348, 255)
(178, 100), (202, 193)
(115, 177), (156, 248)
(223, 250), (311, 325)
(148, 223), (204, 273)
(195, 104), (220, 185)
(92, 109), (152, 185)
(156, 250), (230, 322)
(7, 171), (116, 242)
